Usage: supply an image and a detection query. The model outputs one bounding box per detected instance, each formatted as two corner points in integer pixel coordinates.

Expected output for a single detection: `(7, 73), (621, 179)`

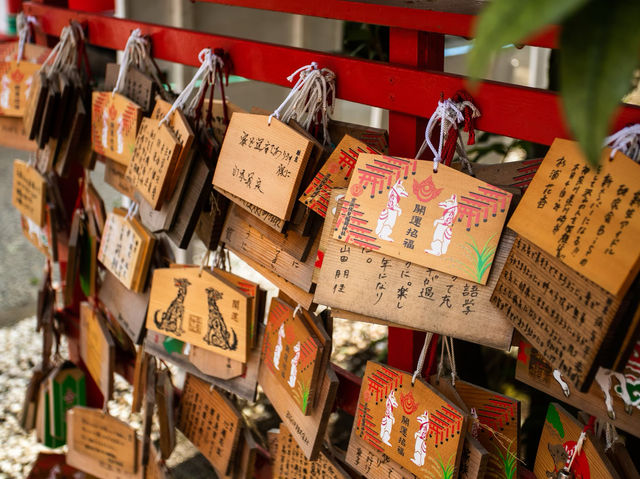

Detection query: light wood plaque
(509, 139), (640, 298)
(12, 159), (46, 227)
(79, 302), (115, 401)
(146, 267), (250, 362)
(335, 155), (512, 284)
(0, 60), (41, 117)
(213, 112), (313, 221)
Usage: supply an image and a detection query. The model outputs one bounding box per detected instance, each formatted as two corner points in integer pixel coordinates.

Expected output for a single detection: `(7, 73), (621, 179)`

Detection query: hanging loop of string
(604, 124), (640, 162)
(162, 47), (224, 125)
(112, 28), (148, 96)
(40, 23), (82, 78)
(417, 91), (480, 172)
(436, 336), (457, 386)
(269, 62), (336, 145)
(16, 13), (38, 64)
(125, 201), (139, 221)
(411, 332), (433, 385)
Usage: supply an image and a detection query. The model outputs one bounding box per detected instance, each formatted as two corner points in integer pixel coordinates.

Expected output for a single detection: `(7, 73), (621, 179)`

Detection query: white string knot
(417, 96), (480, 172)
(125, 201), (139, 220)
(165, 48), (225, 124)
(411, 332), (433, 385)
(269, 62), (336, 145)
(16, 13), (38, 64)
(112, 28), (150, 97)
(604, 124), (640, 162)
(39, 23), (81, 77)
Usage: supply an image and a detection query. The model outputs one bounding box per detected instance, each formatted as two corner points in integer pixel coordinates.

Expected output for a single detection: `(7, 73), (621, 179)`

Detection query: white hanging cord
(411, 332), (433, 385)
(125, 201), (139, 220)
(199, 249), (211, 277)
(112, 28), (147, 97)
(566, 431), (586, 472)
(447, 337), (457, 386)
(293, 304), (302, 317)
(16, 13), (38, 64)
(553, 369), (571, 397)
(604, 124), (640, 162)
(604, 422), (619, 452)
(269, 62), (336, 145)
(162, 48), (224, 124)
(40, 24), (79, 77)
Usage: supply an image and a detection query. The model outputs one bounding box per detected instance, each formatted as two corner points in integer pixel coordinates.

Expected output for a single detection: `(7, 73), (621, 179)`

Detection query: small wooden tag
(79, 302), (115, 401)
(48, 363), (87, 443)
(104, 63), (156, 113)
(67, 406), (138, 476)
(36, 72), (60, 148)
(336, 155), (512, 284)
(300, 134), (379, 217)
(262, 297), (324, 415)
(273, 425), (350, 479)
(126, 117), (181, 209)
(491, 235), (620, 388)
(177, 374), (243, 476)
(23, 70), (47, 140)
(509, 138), (640, 298)
(352, 361), (467, 477)
(0, 116), (36, 150)
(534, 403), (618, 479)
(12, 159), (47, 226)
(91, 91), (142, 165)
(155, 369), (175, 460)
(203, 98), (246, 144)
(0, 60), (41, 117)
(328, 119), (389, 153)
(315, 190), (514, 350)
(215, 184), (286, 232)
(56, 96), (90, 178)
(189, 347), (245, 380)
(104, 157), (136, 200)
(213, 112), (314, 221)
(146, 267), (250, 362)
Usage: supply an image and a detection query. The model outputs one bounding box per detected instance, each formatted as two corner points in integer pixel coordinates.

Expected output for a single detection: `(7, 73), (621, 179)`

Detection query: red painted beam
(23, 3), (640, 146)
(193, 0), (559, 49)
(332, 364), (362, 417)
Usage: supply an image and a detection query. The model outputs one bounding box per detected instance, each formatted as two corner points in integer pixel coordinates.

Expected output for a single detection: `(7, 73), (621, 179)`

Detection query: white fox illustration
(0, 74), (10, 109)
(101, 107), (109, 149)
(116, 114), (124, 154)
(288, 341), (301, 388)
(425, 194), (458, 256)
(273, 324), (285, 370)
(376, 180), (408, 242)
(411, 411), (430, 467)
(380, 390), (398, 446)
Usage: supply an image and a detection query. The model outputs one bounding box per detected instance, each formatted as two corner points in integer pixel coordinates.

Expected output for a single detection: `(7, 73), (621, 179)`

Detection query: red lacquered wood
(23, 3), (640, 146)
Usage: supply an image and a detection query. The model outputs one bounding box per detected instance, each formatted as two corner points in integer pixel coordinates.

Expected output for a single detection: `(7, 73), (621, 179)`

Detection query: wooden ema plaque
(328, 119), (389, 154)
(149, 98), (194, 197)
(213, 112), (314, 221)
(23, 70), (46, 140)
(346, 429), (416, 479)
(315, 191), (514, 350)
(189, 346), (245, 380)
(215, 184), (286, 232)
(468, 158), (542, 193)
(0, 116), (36, 150)
(533, 403), (618, 479)
(509, 139), (640, 298)
(515, 339), (640, 438)
(222, 204), (319, 292)
(105, 157), (136, 200)
(104, 63), (155, 113)
(0, 61), (41, 117)
(452, 380), (519, 479)
(204, 98), (246, 144)
(259, 360), (338, 460)
(146, 267), (250, 362)
(67, 406), (138, 477)
(491, 235), (620, 388)
(262, 298), (323, 414)
(352, 361), (466, 478)
(177, 374), (243, 476)
(335, 155), (512, 284)
(79, 302), (115, 401)
(12, 159), (46, 227)
(21, 213), (50, 257)
(125, 117), (181, 209)
(91, 91), (142, 165)
(98, 209), (154, 292)
(273, 425), (350, 479)
(300, 134), (379, 218)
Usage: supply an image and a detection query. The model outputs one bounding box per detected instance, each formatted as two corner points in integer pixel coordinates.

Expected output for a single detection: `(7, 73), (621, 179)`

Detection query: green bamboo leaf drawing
(455, 233), (497, 283)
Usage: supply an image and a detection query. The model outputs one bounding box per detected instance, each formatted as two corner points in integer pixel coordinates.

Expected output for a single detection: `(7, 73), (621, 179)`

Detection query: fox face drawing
(425, 194), (458, 256)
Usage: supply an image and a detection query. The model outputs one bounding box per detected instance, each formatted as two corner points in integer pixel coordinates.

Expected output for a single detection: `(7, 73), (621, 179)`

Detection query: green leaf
(468, 0), (588, 79)
(560, 0), (640, 166)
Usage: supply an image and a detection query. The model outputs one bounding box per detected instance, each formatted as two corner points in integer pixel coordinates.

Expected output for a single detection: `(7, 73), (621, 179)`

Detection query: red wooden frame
(21, 2), (640, 475)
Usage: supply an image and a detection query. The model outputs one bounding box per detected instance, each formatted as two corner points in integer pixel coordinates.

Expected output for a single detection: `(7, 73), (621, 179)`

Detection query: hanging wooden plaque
(336, 155), (512, 284)
(189, 346), (245, 380)
(146, 267), (250, 362)
(0, 42), (51, 63)
(491, 235), (620, 388)
(12, 159), (47, 227)
(91, 91), (142, 165)
(204, 98), (246, 144)
(346, 428), (416, 479)
(262, 297), (324, 414)
(21, 214), (50, 257)
(300, 134), (379, 217)
(23, 70), (46, 140)
(177, 374), (243, 476)
(213, 112), (313, 221)
(154, 369), (175, 460)
(36, 72), (59, 148)
(515, 339), (640, 438)
(468, 158), (542, 192)
(0, 60), (41, 117)
(195, 190), (231, 250)
(104, 63), (156, 113)
(214, 184), (286, 232)
(352, 361), (467, 478)
(222, 204), (318, 292)
(509, 139), (640, 298)
(66, 406), (138, 477)
(99, 271), (149, 345)
(104, 157), (136, 200)
(126, 117), (181, 209)
(273, 425), (350, 479)
(315, 191), (514, 350)
(0, 116), (36, 150)
(56, 96), (90, 178)
(328, 119), (389, 154)
(79, 302), (115, 401)
(534, 403), (619, 479)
